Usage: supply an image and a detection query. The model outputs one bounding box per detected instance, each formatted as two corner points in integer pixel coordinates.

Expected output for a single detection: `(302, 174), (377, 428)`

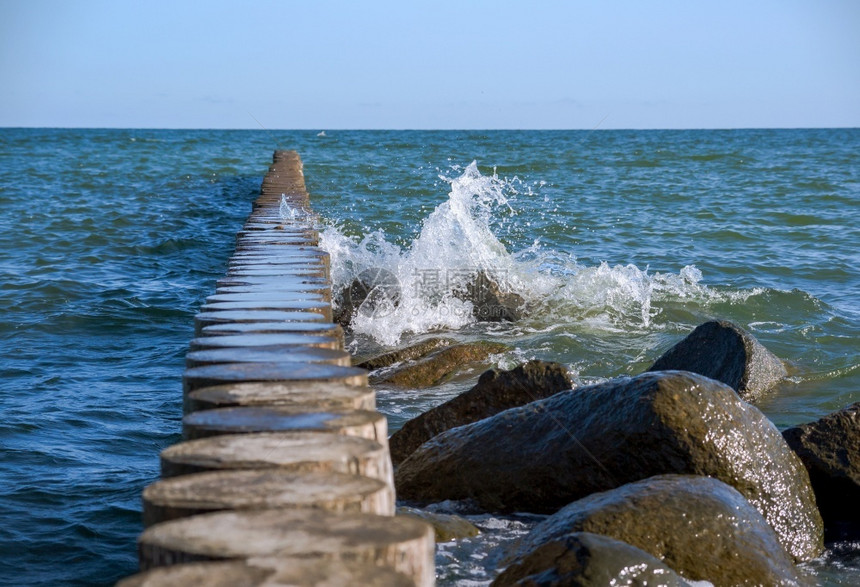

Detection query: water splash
(279, 194), (313, 225)
(320, 162), (732, 346)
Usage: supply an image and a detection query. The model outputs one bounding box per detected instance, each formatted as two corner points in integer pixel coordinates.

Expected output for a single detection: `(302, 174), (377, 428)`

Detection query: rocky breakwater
(119, 151), (434, 587)
(783, 402), (860, 541)
(392, 320), (826, 584)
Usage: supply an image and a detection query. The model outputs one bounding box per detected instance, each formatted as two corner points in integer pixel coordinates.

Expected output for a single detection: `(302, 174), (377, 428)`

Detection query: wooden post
(182, 362), (367, 395)
(118, 559), (415, 587)
(184, 381), (375, 413)
(159, 432), (391, 484)
(184, 346), (351, 369)
(190, 333), (343, 352)
(182, 406), (388, 446)
(122, 151), (434, 587)
(142, 469), (394, 526)
(138, 508), (435, 587)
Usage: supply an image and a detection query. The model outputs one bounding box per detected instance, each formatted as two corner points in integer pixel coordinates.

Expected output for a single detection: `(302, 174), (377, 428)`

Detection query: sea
(0, 128), (858, 585)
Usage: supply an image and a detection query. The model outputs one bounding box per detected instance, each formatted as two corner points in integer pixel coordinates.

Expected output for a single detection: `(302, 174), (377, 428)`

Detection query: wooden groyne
(119, 151), (435, 586)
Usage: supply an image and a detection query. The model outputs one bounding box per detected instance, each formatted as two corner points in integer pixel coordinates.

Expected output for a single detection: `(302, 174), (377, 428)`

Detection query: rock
(493, 531), (687, 587)
(647, 320), (787, 402)
(460, 270), (525, 322)
(395, 371), (823, 562)
(357, 337), (454, 370)
(783, 402), (860, 540)
(332, 282), (358, 327)
(389, 360), (572, 464)
(334, 268), (402, 328)
(507, 475), (808, 587)
(375, 341), (509, 388)
(397, 506), (480, 542)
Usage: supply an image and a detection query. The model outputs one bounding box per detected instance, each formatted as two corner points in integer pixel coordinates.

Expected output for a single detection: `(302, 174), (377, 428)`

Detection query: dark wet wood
(182, 406), (387, 445)
(214, 285), (332, 302)
(183, 362), (367, 394)
(193, 309), (328, 335)
(205, 292), (327, 304)
(200, 321), (343, 337)
(200, 300), (329, 312)
(189, 333), (342, 351)
(184, 381), (375, 413)
(185, 346), (351, 369)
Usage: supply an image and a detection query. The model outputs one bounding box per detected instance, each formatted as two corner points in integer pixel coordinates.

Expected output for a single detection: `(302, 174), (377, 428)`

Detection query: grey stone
(357, 337), (454, 371)
(390, 360), (572, 464)
(783, 402), (860, 540)
(461, 270), (525, 322)
(334, 269), (402, 328)
(493, 531), (687, 587)
(647, 320), (787, 402)
(374, 342), (509, 388)
(508, 475), (808, 587)
(395, 371), (823, 561)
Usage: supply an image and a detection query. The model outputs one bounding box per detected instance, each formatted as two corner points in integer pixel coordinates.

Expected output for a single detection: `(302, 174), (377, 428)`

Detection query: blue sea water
(0, 128), (858, 585)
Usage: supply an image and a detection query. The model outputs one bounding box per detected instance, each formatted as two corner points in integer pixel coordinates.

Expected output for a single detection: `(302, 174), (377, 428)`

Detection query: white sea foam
(320, 162), (728, 346)
(279, 194), (315, 225)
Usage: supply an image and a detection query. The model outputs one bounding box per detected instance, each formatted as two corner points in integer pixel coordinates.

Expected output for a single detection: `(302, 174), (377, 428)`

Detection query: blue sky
(1, 0), (858, 129)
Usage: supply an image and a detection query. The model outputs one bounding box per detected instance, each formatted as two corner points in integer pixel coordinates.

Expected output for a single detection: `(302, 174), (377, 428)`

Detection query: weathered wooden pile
(119, 151), (435, 586)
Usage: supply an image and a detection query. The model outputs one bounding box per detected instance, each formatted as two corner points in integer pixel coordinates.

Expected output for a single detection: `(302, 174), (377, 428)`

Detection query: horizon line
(2, 125), (858, 132)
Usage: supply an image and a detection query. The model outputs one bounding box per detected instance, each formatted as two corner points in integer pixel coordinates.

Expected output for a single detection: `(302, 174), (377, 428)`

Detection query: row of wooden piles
(119, 151), (436, 586)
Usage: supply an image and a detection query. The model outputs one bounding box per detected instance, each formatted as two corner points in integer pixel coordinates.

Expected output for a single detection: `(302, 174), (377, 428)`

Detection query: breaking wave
(320, 162), (753, 346)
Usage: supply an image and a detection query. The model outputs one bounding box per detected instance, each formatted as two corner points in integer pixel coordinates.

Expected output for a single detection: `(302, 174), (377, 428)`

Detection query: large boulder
(460, 270), (525, 322)
(506, 475), (807, 587)
(493, 531), (687, 587)
(374, 341), (509, 388)
(390, 360), (572, 464)
(395, 371), (823, 562)
(783, 402), (860, 540)
(646, 320), (787, 402)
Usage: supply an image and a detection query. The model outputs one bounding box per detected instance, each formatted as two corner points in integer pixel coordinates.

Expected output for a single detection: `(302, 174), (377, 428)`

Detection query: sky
(1, 0), (858, 129)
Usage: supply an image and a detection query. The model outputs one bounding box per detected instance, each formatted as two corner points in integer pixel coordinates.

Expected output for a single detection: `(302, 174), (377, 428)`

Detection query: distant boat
(317, 131), (327, 137)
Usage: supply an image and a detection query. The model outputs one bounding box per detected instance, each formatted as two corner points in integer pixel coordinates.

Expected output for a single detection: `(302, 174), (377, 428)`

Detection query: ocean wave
(320, 162), (748, 346)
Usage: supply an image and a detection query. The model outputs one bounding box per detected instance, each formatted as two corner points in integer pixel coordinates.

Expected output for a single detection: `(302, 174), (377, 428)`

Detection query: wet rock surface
(460, 270), (525, 322)
(647, 320), (787, 402)
(356, 337), (454, 371)
(493, 530), (687, 587)
(395, 370), (823, 561)
(509, 475), (808, 586)
(783, 402), (860, 540)
(334, 269), (402, 328)
(374, 341), (509, 388)
(389, 360), (572, 464)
